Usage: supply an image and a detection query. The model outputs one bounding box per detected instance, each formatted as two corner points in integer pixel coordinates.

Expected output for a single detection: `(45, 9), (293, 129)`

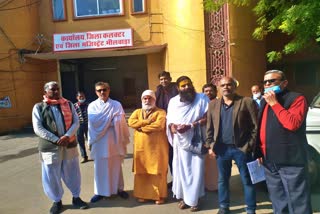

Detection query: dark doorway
(60, 55), (148, 108)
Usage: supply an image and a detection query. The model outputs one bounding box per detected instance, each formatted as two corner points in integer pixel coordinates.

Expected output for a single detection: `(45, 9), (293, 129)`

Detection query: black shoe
(118, 190), (129, 199)
(50, 201), (62, 214)
(80, 157), (88, 163)
(72, 197), (89, 209)
(90, 195), (104, 203)
(217, 207), (230, 214)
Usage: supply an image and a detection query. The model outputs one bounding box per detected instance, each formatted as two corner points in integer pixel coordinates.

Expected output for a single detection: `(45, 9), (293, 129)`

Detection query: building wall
(161, 0), (207, 91)
(228, 4), (266, 97)
(0, 1), (269, 133)
(38, 0), (162, 48)
(0, 1), (57, 133)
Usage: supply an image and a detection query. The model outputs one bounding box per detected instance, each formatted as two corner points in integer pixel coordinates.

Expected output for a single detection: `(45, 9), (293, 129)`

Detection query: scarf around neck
(43, 96), (75, 141)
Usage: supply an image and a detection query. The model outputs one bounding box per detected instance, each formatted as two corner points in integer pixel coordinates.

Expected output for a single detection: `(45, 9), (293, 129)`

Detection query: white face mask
(79, 99), (86, 103)
(253, 92), (261, 99)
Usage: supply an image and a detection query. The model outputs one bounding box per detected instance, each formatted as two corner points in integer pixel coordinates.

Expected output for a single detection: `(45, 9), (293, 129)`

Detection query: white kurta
(166, 93), (209, 206)
(88, 98), (130, 196)
(32, 102), (81, 202)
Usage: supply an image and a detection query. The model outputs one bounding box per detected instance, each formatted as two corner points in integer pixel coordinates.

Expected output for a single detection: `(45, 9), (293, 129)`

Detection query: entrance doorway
(60, 55), (148, 108)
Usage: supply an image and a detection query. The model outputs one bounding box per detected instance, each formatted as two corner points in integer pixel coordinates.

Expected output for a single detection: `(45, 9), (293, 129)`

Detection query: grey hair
(265, 70), (287, 80)
(95, 81), (110, 88)
(44, 81), (59, 92)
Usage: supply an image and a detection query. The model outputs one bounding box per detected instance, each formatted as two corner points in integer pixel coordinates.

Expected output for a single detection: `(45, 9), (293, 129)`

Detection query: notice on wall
(53, 28), (133, 52)
(0, 96), (12, 108)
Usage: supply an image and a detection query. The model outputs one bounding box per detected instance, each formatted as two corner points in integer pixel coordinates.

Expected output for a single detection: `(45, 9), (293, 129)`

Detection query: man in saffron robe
(128, 90), (169, 204)
(32, 81), (88, 214)
(166, 76), (209, 212)
(87, 81), (130, 203)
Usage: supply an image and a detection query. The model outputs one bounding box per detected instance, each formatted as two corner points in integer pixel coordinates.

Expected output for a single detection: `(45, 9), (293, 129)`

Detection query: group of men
(32, 69), (312, 214)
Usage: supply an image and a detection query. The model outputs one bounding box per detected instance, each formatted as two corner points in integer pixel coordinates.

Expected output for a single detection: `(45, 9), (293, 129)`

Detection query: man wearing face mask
(251, 85), (262, 109)
(255, 70), (312, 214)
(74, 91), (89, 163)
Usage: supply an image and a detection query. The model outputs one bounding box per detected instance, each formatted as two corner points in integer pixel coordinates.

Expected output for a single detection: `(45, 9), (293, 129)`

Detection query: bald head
(218, 77), (237, 98)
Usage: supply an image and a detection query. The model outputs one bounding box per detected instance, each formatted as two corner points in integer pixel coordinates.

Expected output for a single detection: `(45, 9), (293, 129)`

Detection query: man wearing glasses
(255, 70), (312, 214)
(87, 81), (130, 203)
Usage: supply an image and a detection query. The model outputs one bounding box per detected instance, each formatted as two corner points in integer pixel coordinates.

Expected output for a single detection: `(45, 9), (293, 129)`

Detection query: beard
(180, 88), (196, 103)
(142, 103), (155, 111)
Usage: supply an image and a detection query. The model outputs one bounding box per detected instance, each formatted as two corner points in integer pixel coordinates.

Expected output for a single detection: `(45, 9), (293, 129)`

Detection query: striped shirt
(74, 102), (88, 124)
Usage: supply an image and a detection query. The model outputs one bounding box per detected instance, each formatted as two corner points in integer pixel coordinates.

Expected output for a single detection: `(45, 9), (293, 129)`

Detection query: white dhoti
(172, 145), (205, 206)
(94, 155), (124, 196)
(41, 148), (81, 202)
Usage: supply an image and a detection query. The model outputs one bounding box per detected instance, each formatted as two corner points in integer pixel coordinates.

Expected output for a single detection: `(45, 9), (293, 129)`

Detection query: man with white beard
(128, 90), (169, 204)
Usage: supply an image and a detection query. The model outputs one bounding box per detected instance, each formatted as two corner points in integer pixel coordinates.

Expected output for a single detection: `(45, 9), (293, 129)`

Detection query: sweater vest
(36, 102), (77, 152)
(260, 90), (308, 165)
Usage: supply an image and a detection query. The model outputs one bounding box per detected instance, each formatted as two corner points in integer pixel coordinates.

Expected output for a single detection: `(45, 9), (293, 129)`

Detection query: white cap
(141, 89), (156, 101)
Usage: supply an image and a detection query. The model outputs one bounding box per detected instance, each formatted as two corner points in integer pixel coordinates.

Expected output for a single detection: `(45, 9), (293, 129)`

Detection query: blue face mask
(264, 85), (282, 94)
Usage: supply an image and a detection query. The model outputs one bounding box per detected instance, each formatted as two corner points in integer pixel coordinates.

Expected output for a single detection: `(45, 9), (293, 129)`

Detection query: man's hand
(263, 91), (278, 106)
(170, 124), (178, 134)
(208, 148), (216, 159)
(57, 136), (70, 147)
(257, 157), (263, 165)
(176, 124), (191, 134)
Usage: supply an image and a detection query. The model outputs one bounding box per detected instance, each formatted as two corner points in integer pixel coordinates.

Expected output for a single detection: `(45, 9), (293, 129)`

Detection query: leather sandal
(137, 198), (147, 203)
(190, 205), (200, 212)
(155, 199), (165, 205)
(178, 200), (189, 209)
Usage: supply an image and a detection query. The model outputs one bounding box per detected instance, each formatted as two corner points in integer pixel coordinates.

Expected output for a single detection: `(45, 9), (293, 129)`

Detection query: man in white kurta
(88, 82), (130, 203)
(32, 81), (88, 214)
(166, 76), (209, 211)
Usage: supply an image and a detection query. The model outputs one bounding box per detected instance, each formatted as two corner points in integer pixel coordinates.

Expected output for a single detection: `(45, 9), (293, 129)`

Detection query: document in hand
(246, 159), (266, 184)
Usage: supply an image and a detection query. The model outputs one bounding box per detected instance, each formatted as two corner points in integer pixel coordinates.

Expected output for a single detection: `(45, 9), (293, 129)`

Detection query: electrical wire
(0, 0), (40, 11)
(0, 0), (15, 9)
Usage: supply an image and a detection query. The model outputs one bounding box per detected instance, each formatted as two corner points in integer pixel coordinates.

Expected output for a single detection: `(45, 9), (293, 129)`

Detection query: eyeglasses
(220, 83), (233, 87)
(96, 88), (108, 93)
(263, 79), (281, 85)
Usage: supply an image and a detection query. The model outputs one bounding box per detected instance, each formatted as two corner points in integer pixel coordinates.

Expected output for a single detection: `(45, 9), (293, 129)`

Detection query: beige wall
(0, 2), (58, 133)
(161, 0), (207, 91)
(0, 1), (269, 133)
(228, 4), (266, 97)
(38, 0), (162, 48)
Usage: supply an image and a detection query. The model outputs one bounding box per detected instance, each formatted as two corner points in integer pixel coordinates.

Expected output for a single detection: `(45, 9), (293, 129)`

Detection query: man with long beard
(128, 90), (169, 204)
(166, 76), (209, 212)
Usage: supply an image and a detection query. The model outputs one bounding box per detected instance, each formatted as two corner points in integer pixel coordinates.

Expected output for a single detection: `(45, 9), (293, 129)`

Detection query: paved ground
(0, 127), (319, 214)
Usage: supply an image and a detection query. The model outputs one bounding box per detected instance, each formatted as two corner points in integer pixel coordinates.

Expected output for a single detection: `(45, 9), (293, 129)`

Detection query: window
(131, 0), (146, 14)
(73, 0), (123, 18)
(51, 0), (67, 21)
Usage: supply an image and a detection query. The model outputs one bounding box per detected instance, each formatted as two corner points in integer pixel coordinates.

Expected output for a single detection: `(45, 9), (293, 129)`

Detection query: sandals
(178, 200), (189, 209)
(155, 199), (165, 205)
(137, 198), (147, 203)
(178, 201), (200, 212)
(190, 205), (200, 212)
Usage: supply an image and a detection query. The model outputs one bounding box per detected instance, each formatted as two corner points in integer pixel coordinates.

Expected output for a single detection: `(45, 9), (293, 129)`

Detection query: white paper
(246, 159), (266, 184)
